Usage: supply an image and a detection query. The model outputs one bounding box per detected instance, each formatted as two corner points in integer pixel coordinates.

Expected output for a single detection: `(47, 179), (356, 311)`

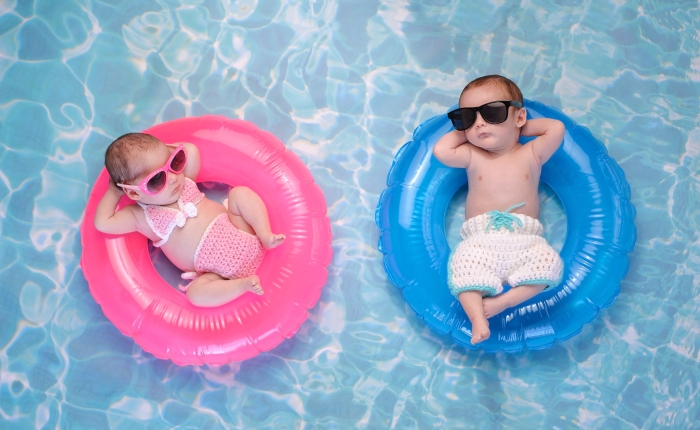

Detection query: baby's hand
(108, 179), (125, 196)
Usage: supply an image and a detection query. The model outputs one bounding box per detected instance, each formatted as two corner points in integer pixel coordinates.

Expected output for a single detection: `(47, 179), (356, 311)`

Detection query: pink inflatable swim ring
(81, 116), (333, 365)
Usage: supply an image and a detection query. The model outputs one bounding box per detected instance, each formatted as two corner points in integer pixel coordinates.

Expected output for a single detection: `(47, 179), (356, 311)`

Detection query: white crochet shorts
(448, 212), (563, 298)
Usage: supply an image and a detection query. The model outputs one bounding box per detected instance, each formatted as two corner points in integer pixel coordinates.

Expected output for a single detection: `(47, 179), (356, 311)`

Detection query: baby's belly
(465, 190), (541, 219)
(159, 199), (228, 271)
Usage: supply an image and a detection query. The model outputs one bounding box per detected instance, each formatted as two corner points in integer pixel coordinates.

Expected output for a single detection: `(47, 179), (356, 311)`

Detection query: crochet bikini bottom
(180, 213), (264, 291)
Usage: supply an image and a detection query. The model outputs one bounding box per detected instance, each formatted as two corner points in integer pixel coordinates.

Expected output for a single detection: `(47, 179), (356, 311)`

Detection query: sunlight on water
(0, 0), (699, 428)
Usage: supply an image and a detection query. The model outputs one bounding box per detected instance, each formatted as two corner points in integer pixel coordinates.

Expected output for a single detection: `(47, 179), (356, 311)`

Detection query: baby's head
(105, 133), (184, 204)
(459, 75), (523, 107)
(454, 75), (527, 151)
(105, 133), (163, 186)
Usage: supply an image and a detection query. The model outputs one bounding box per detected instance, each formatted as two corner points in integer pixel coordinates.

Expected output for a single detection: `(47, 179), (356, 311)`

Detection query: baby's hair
(105, 133), (162, 185)
(461, 75), (523, 104)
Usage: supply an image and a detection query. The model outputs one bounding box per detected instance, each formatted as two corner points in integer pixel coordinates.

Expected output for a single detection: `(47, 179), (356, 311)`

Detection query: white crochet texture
(448, 212), (563, 297)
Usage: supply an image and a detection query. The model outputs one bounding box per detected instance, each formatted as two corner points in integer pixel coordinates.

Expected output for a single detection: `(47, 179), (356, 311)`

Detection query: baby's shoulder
(121, 202), (148, 224)
(515, 141), (542, 161)
(123, 203), (162, 239)
(471, 144), (536, 164)
(116, 201), (144, 215)
(492, 143), (542, 168)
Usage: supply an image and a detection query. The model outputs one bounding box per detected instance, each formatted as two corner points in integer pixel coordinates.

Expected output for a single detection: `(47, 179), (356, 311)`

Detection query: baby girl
(94, 133), (285, 307)
(433, 75), (565, 344)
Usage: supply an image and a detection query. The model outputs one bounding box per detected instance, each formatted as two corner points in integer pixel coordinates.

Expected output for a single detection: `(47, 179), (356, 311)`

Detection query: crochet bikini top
(138, 177), (205, 247)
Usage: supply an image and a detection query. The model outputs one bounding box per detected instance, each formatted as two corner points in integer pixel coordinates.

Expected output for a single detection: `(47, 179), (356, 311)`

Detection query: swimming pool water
(1, 0), (699, 428)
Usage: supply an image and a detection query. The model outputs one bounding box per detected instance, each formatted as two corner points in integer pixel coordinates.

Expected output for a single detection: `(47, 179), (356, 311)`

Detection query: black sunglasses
(447, 100), (523, 131)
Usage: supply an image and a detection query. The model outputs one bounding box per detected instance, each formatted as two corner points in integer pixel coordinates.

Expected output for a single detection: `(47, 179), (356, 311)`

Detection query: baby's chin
(141, 190), (181, 206)
(470, 140), (495, 151)
(472, 138), (517, 152)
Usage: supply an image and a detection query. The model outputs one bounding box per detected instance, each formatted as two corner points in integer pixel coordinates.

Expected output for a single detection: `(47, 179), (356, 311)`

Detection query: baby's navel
(525, 174), (529, 180)
(478, 175), (483, 181)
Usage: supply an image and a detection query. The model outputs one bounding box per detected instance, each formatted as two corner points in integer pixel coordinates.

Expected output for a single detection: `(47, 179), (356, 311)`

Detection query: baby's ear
(516, 107), (527, 127)
(123, 188), (142, 201)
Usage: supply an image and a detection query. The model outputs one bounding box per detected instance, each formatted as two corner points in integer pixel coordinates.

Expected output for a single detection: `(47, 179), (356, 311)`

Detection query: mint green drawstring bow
(484, 202), (525, 232)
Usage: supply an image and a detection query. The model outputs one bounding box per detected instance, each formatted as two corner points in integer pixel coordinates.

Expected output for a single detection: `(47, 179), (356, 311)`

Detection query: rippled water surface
(1, 0), (699, 428)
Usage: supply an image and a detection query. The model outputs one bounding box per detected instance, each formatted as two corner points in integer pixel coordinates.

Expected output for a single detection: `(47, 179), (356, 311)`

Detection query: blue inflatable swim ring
(375, 100), (636, 353)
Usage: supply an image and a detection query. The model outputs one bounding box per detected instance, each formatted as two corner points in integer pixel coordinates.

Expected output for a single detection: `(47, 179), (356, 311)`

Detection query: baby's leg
(226, 186), (285, 249)
(186, 272), (263, 307)
(458, 290), (490, 344)
(483, 284), (546, 318)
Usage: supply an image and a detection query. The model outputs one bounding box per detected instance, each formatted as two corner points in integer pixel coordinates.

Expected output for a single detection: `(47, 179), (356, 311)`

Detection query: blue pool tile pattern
(1, 0), (700, 428)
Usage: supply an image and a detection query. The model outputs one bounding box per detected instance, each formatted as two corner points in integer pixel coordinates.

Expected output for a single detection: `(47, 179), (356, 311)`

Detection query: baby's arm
(166, 142), (201, 180)
(94, 181), (140, 234)
(432, 130), (472, 168)
(521, 118), (565, 165)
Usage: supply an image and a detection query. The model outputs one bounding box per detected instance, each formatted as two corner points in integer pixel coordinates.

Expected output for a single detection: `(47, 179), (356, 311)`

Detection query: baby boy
(433, 75), (565, 344)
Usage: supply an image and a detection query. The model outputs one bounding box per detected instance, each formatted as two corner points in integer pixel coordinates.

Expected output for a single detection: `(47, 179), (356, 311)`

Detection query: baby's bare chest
(464, 148), (543, 218)
(467, 149), (540, 190)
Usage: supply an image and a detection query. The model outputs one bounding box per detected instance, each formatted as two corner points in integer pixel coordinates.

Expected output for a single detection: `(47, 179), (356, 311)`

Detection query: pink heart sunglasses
(118, 144), (187, 195)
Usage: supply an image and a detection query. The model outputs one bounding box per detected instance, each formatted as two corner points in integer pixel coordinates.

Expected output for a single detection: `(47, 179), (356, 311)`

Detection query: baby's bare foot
(483, 295), (511, 319)
(261, 233), (285, 250)
(471, 319), (490, 344)
(242, 275), (263, 295)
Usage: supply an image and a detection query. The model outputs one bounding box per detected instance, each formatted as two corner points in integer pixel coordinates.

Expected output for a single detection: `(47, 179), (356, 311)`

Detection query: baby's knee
(228, 185), (251, 197)
(227, 186), (254, 202)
